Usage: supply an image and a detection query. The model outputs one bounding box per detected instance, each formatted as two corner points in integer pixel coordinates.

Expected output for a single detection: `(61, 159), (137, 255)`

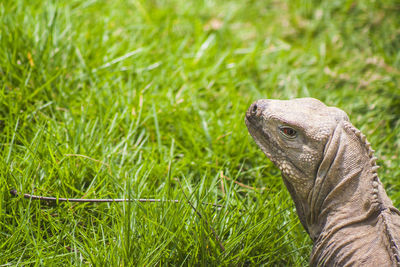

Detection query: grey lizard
(245, 98), (400, 266)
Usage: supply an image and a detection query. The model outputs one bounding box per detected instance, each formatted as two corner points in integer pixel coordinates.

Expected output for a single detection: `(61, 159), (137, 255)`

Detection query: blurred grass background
(1, 0), (399, 265)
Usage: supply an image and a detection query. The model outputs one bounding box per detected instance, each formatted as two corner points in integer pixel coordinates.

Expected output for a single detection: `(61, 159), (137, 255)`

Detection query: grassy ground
(1, 0), (400, 265)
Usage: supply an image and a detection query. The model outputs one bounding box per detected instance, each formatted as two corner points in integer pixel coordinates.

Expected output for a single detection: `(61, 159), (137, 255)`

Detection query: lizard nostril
(252, 103), (258, 114)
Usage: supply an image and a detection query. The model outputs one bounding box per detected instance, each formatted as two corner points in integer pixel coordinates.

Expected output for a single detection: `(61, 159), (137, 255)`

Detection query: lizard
(245, 97), (400, 266)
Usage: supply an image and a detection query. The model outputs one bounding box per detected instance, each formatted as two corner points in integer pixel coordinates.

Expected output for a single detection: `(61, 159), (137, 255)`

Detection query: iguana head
(245, 98), (349, 233)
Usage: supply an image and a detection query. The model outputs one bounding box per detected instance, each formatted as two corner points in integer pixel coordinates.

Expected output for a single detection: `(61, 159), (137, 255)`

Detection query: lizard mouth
(245, 115), (278, 163)
(245, 102), (272, 147)
(245, 101), (286, 168)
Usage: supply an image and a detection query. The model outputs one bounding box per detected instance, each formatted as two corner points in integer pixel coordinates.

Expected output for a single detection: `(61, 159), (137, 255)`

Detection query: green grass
(1, 0), (400, 265)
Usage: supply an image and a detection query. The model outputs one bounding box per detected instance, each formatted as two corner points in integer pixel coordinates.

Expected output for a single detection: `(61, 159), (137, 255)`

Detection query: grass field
(1, 0), (400, 265)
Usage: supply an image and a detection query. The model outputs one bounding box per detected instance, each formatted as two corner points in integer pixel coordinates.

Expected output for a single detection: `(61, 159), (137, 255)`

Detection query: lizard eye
(279, 126), (297, 139)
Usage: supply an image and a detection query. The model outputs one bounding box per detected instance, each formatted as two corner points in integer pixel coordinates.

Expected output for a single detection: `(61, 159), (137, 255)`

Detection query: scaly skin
(245, 98), (400, 266)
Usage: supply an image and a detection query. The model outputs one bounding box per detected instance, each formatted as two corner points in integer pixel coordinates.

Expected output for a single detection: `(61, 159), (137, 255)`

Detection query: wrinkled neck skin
(307, 123), (374, 240)
(292, 122), (399, 266)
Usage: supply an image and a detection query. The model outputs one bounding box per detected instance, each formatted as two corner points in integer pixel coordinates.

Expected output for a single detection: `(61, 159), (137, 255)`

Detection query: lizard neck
(307, 121), (394, 241)
(306, 121), (400, 265)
